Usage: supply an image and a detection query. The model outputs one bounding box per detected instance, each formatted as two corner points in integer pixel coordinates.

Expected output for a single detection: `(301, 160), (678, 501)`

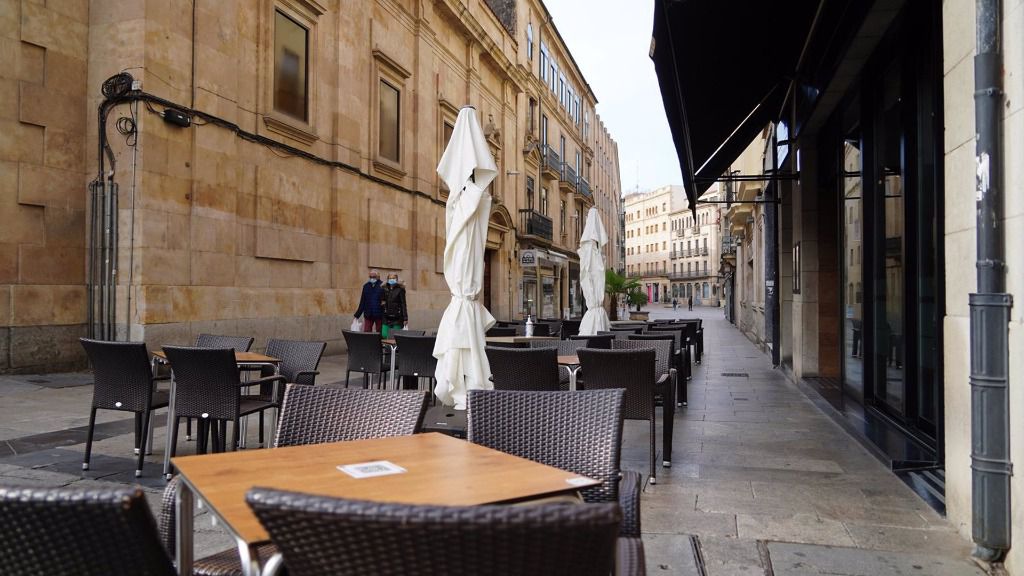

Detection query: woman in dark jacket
(380, 273), (408, 338)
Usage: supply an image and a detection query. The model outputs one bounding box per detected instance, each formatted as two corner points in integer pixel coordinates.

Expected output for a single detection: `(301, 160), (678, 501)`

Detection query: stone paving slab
(767, 542), (984, 575)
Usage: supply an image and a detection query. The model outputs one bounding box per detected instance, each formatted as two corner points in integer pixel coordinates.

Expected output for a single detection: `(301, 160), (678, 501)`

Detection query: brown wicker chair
(246, 487), (633, 576)
(484, 346), (560, 391)
(466, 388), (642, 537)
(0, 485), (175, 576)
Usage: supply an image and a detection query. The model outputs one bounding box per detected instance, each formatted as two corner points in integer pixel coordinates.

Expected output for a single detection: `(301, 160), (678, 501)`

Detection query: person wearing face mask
(380, 273), (408, 339)
(354, 270), (384, 332)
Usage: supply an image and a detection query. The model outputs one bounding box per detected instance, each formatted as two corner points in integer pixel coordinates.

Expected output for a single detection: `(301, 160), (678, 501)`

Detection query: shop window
(274, 11), (308, 121)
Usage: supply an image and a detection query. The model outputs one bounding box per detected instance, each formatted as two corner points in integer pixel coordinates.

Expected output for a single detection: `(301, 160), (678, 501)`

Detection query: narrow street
(632, 306), (981, 575)
(0, 307), (984, 573)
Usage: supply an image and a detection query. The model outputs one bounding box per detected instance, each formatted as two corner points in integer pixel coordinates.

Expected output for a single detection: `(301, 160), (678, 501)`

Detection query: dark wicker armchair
(0, 485), (175, 576)
(79, 338), (168, 477)
(529, 339), (586, 387)
(393, 334), (438, 393)
(342, 330), (390, 388)
(568, 333), (614, 349)
(560, 318), (582, 339)
(631, 333), (687, 405)
(195, 333), (254, 351)
(485, 346), (560, 391)
(246, 487), (632, 576)
(577, 346), (673, 485)
(466, 388), (642, 537)
(485, 326), (517, 337)
(162, 347), (280, 463)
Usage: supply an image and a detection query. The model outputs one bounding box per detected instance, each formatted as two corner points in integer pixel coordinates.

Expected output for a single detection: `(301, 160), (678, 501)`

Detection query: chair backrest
(246, 488), (620, 576)
(467, 389), (625, 504)
(265, 339), (327, 385)
(485, 326), (517, 337)
(342, 330), (383, 372)
(538, 321), (561, 338)
(393, 334), (438, 378)
(161, 346), (241, 420)
(577, 348), (656, 420)
(80, 339), (154, 412)
(274, 385), (429, 448)
(559, 319), (581, 339)
(629, 333), (678, 358)
(391, 329), (426, 337)
(598, 330), (632, 341)
(647, 325), (683, 351)
(0, 485), (175, 576)
(529, 339), (585, 356)
(194, 333), (254, 352)
(615, 339), (672, 379)
(529, 323), (552, 337)
(568, 334), (613, 349)
(484, 347), (560, 391)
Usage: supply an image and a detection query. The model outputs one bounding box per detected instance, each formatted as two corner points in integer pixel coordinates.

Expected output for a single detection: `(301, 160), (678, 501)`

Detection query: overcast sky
(545, 0), (683, 196)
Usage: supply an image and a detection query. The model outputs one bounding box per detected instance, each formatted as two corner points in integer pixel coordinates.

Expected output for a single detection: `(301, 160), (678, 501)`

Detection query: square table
(153, 350), (282, 478)
(172, 432), (599, 576)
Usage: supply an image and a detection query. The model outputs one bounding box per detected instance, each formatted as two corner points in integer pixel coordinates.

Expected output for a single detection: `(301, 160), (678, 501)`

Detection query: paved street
(0, 306), (982, 574)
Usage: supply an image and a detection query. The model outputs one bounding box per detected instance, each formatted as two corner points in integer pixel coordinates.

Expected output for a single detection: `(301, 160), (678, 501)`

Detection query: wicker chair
(246, 488), (630, 576)
(162, 347), (281, 461)
(195, 333), (254, 351)
(466, 388), (642, 537)
(79, 339), (168, 477)
(577, 347), (673, 485)
(648, 325), (689, 372)
(560, 318), (582, 339)
(259, 339), (327, 386)
(485, 347), (560, 392)
(160, 385), (429, 576)
(569, 333), (614, 349)
(342, 330), (390, 389)
(393, 334), (438, 392)
(630, 333), (687, 405)
(0, 485), (175, 576)
(485, 326), (517, 337)
(678, 319), (703, 363)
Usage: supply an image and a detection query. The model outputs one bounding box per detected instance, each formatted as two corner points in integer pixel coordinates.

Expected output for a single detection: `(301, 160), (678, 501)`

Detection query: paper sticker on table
(337, 460), (407, 479)
(565, 477), (593, 487)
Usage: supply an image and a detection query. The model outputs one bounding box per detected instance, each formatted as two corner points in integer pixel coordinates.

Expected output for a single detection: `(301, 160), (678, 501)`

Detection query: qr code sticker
(337, 461), (407, 479)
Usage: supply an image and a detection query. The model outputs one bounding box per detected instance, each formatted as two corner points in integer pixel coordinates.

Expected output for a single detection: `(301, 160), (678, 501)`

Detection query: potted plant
(604, 270), (646, 322)
(626, 285), (649, 321)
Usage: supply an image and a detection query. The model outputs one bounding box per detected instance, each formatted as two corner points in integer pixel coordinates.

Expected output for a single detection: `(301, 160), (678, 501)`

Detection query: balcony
(541, 145), (561, 180)
(578, 177), (592, 200)
(518, 209), (553, 243)
(700, 246), (709, 255)
(559, 163), (578, 193)
(670, 250), (680, 259)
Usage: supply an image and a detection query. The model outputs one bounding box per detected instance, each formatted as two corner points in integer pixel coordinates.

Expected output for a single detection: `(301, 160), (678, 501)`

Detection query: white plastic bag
(350, 318), (363, 332)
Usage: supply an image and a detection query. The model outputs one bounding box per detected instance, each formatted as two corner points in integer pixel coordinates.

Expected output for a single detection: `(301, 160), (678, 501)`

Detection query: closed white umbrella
(577, 207), (611, 335)
(432, 106), (497, 409)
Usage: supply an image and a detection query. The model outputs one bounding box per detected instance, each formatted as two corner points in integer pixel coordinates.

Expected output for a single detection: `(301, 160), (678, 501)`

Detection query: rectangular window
(379, 80), (400, 162)
(274, 10), (308, 121)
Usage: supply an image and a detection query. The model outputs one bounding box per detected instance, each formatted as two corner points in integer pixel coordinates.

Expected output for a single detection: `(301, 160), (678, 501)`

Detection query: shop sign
(520, 250), (537, 266)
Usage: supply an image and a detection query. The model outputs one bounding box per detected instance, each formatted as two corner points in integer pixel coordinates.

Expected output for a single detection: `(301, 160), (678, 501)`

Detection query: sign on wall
(520, 250), (537, 266)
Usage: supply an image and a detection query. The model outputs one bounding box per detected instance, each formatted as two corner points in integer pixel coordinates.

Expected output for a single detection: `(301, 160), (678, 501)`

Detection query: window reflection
(274, 11), (308, 121)
(379, 80), (400, 162)
(843, 136), (864, 404)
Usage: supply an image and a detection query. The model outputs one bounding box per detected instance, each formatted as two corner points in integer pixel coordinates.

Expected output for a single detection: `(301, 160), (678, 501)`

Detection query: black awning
(651, 0), (820, 212)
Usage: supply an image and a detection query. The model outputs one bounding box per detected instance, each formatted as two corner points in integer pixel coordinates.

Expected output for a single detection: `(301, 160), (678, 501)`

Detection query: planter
(628, 310), (650, 321)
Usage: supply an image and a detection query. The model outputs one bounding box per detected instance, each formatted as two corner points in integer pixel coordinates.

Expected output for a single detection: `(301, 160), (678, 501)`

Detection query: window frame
(260, 0), (325, 146)
(372, 49), (412, 179)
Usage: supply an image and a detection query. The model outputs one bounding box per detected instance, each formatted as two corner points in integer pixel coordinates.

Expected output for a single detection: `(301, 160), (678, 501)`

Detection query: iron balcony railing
(676, 228), (685, 237)
(543, 145), (561, 171)
(670, 250), (680, 259)
(560, 163), (578, 189)
(519, 209), (553, 242)
(578, 177), (592, 198)
(700, 246), (709, 255)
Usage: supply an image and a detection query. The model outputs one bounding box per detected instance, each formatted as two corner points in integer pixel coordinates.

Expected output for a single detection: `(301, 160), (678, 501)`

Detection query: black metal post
(765, 129), (781, 367)
(970, 0), (1012, 562)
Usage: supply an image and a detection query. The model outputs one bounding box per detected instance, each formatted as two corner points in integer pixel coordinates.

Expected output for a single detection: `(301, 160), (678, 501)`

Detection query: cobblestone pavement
(0, 307), (983, 574)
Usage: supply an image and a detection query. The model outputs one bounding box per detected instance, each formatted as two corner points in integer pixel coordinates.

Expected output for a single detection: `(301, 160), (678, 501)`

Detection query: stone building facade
(624, 184), (721, 307)
(0, 0), (621, 372)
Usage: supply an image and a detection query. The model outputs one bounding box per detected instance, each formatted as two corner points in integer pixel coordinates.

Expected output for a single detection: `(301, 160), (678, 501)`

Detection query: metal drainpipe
(971, 0), (1013, 562)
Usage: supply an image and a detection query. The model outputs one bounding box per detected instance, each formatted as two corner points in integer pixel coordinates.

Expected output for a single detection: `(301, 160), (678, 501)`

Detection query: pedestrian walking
(354, 270), (384, 332)
(688, 295), (693, 311)
(380, 273), (408, 338)
(672, 298), (678, 311)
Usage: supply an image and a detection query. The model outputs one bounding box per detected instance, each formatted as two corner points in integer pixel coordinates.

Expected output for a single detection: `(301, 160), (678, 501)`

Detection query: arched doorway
(487, 206), (513, 318)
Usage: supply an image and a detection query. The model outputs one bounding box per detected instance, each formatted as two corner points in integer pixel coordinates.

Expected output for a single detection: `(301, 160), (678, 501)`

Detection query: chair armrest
(294, 370), (320, 386)
(295, 370), (320, 378)
(239, 375), (287, 389)
(616, 536), (646, 576)
(618, 470), (642, 537)
(152, 374), (171, 382)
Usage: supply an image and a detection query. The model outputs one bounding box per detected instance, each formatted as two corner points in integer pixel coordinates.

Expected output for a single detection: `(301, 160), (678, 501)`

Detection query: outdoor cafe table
(171, 432), (600, 576)
(558, 355), (581, 391)
(152, 350), (282, 478)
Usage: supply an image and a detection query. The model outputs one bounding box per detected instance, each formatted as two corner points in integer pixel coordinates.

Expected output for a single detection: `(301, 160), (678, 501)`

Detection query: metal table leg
(163, 375), (177, 479)
(388, 344), (398, 390)
(566, 365), (581, 391)
(175, 477), (194, 575)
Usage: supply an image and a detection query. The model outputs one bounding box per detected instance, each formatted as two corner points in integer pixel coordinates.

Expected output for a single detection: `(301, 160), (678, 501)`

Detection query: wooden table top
(172, 432), (598, 543)
(557, 355), (580, 365)
(152, 350), (280, 363)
